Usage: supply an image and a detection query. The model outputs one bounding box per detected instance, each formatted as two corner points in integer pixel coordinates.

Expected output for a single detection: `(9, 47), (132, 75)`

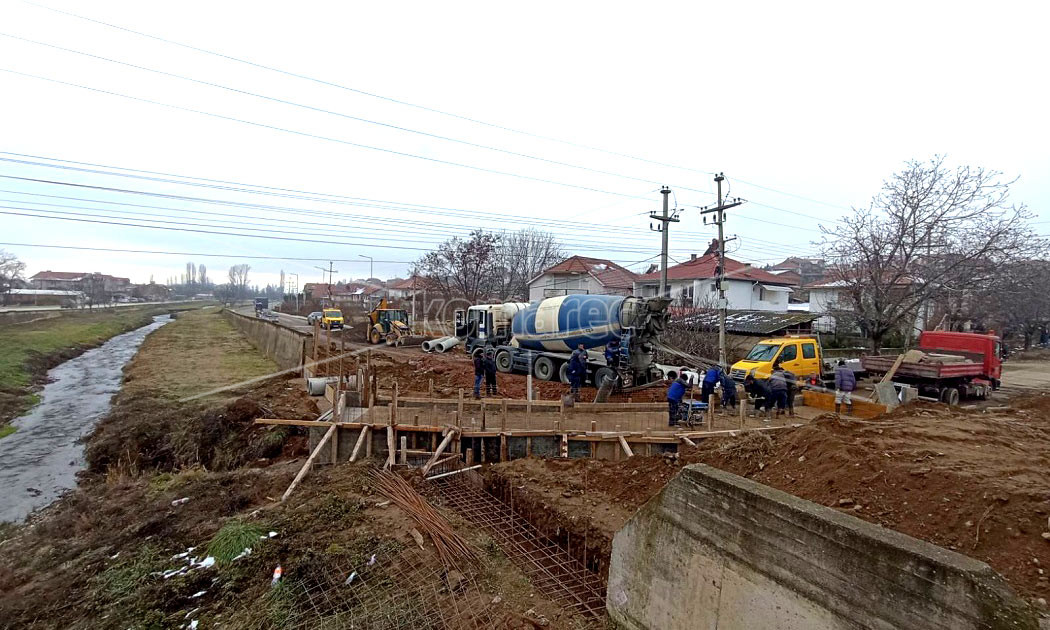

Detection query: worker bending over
(666, 369), (691, 426)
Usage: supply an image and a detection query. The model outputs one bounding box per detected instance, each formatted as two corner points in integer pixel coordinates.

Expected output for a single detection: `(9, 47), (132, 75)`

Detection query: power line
(0, 67), (654, 201)
(22, 0), (854, 213)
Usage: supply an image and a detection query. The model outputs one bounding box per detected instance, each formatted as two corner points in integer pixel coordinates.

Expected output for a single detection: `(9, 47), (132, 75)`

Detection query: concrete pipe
(306, 376), (338, 396)
(421, 339), (435, 352)
(434, 336), (462, 353)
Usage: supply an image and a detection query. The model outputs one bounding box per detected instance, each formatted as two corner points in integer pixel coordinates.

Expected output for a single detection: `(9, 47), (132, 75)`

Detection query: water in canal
(0, 314), (171, 522)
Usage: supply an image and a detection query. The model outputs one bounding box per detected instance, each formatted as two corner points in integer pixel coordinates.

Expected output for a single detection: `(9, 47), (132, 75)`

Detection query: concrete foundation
(608, 464), (1037, 630)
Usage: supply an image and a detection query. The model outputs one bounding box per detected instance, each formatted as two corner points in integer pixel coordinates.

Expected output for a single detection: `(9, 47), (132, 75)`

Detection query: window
(802, 343), (816, 359)
(745, 344), (779, 361)
(710, 282), (718, 293)
(777, 344), (797, 362)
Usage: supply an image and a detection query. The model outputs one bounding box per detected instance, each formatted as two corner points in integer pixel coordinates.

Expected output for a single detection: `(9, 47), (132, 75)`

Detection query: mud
(493, 395), (1050, 603)
(0, 315), (172, 523)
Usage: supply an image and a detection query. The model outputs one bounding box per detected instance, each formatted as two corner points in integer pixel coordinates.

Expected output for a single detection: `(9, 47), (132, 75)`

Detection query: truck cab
(730, 336), (825, 382)
(455, 303), (526, 355)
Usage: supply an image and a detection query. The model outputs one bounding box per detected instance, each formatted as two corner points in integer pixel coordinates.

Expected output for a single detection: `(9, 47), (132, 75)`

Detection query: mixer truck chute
(455, 294), (670, 388)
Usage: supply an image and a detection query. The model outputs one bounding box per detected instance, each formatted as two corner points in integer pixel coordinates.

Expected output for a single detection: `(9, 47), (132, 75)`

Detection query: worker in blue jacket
(604, 338), (621, 370)
(701, 366), (721, 403)
(666, 369), (691, 426)
(567, 348), (586, 399)
(719, 371), (738, 409)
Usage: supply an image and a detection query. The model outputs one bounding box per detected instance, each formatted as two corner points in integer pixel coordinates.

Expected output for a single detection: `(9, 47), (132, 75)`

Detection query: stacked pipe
(421, 336), (462, 353)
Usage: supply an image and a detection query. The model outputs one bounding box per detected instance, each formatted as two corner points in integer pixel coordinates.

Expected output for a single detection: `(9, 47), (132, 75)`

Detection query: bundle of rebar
(368, 469), (479, 569)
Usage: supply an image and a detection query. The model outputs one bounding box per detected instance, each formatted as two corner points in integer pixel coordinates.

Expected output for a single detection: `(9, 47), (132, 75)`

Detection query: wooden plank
(618, 435), (635, 458)
(421, 429), (457, 476)
(349, 426), (369, 462)
(255, 418), (334, 427)
(879, 352), (908, 386)
(331, 421), (339, 464)
(681, 436), (697, 447)
(282, 424), (336, 502)
(400, 435), (408, 465)
(384, 425), (396, 469)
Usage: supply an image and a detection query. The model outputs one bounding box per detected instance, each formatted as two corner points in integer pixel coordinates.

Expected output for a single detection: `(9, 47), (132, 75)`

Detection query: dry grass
(119, 308), (277, 403)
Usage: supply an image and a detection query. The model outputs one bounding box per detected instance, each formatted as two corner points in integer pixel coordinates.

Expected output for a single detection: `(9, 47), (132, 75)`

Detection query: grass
(206, 519), (267, 565)
(119, 309), (278, 402)
(0, 425), (15, 440)
(0, 305), (201, 424)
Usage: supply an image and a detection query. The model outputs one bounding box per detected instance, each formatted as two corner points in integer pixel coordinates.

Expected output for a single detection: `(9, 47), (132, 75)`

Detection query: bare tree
(227, 264), (251, 302)
(980, 259), (1050, 349)
(0, 249), (26, 298)
(415, 230), (500, 303)
(490, 228), (564, 300)
(820, 157), (1037, 352)
(186, 262), (196, 288)
(197, 264), (208, 287)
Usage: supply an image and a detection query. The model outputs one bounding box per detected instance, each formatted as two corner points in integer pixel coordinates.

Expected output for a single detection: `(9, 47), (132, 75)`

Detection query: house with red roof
(527, 256), (638, 302)
(30, 270), (131, 293)
(632, 253), (794, 311)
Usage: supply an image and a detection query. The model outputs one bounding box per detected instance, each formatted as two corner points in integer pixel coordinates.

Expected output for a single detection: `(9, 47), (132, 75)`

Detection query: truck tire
(595, 367), (616, 388)
(559, 362), (570, 384)
(939, 387), (960, 406)
(534, 356), (555, 381)
(495, 350), (513, 373)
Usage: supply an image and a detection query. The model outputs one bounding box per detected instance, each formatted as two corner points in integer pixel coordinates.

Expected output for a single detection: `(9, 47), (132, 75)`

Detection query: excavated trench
(482, 467), (614, 584)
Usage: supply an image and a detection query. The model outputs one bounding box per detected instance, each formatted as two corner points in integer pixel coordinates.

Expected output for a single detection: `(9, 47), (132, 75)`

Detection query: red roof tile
(536, 256), (638, 288)
(634, 254), (790, 284)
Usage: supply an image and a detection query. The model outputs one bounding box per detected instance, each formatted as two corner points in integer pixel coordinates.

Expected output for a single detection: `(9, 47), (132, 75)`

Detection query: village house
(633, 253), (795, 311)
(30, 270), (131, 293)
(527, 256), (638, 302)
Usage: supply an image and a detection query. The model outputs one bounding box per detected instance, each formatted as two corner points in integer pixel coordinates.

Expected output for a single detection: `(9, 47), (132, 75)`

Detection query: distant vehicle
(320, 309), (344, 330)
(861, 331), (1003, 405)
(367, 298), (410, 345)
(253, 297), (269, 315)
(730, 336), (828, 382)
(306, 311), (323, 325)
(259, 309), (280, 322)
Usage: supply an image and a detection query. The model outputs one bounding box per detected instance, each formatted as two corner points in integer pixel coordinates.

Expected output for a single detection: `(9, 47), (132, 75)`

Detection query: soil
(491, 394), (1050, 604)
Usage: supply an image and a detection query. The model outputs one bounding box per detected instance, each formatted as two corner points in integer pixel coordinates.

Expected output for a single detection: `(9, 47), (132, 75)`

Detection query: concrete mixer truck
(454, 294), (671, 388)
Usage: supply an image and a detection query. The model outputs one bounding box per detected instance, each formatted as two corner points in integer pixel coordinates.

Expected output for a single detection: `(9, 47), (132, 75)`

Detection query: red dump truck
(860, 331), (1004, 405)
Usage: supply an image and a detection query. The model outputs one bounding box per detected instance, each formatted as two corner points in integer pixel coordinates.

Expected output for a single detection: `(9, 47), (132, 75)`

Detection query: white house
(632, 253), (794, 312)
(527, 256), (637, 302)
(805, 279), (848, 332)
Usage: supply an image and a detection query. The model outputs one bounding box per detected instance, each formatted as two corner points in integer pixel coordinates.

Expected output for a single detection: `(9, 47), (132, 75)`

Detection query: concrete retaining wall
(607, 464), (1037, 630)
(223, 309), (309, 372)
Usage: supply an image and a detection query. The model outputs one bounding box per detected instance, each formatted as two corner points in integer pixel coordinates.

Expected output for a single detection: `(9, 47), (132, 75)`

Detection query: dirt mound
(86, 376), (317, 474)
(494, 395), (1050, 602)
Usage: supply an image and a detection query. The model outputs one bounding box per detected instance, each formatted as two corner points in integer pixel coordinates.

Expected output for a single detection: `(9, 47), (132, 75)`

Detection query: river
(0, 314), (172, 522)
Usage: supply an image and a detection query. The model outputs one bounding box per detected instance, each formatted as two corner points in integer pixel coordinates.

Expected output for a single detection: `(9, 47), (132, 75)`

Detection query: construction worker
(567, 349), (586, 400)
(604, 338), (621, 370)
(834, 359), (856, 415)
(719, 370), (738, 410)
(744, 373), (773, 419)
(768, 365), (790, 418)
(781, 365), (799, 417)
(666, 369), (691, 426)
(472, 350), (484, 399)
(701, 365), (720, 404)
(483, 346), (499, 396)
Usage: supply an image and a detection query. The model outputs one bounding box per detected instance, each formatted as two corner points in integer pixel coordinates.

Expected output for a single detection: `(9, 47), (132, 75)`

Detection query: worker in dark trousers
(604, 339), (621, 370)
(768, 365), (790, 418)
(743, 374), (773, 419)
(780, 365), (798, 417)
(834, 359), (856, 415)
(666, 370), (690, 426)
(719, 370), (738, 410)
(483, 347), (499, 396)
(472, 350), (484, 399)
(567, 350), (585, 400)
(701, 366), (720, 405)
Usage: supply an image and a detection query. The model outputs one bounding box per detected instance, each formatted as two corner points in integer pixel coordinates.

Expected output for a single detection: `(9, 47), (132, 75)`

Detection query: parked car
(260, 309), (280, 322)
(306, 311), (323, 325)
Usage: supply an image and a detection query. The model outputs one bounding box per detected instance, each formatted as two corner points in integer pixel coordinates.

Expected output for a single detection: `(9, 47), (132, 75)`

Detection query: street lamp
(359, 254), (374, 281)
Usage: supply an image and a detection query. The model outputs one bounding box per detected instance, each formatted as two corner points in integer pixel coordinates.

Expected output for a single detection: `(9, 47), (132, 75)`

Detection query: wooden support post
(282, 424), (335, 502)
(365, 425), (373, 458)
(430, 432), (436, 452)
(392, 382), (399, 425)
(385, 424), (396, 469)
(560, 433), (568, 458)
(331, 421), (339, 464)
(413, 412), (419, 427)
(349, 426), (369, 462)
(428, 378), (434, 398)
(466, 447), (474, 466)
(480, 401), (487, 431)
(457, 389), (464, 428)
(681, 436), (697, 448)
(590, 420), (597, 433)
(400, 435), (408, 465)
(500, 399), (508, 432)
(526, 437), (532, 457)
(618, 435), (635, 458)
(500, 433), (508, 462)
(422, 429), (457, 476)
(707, 394), (715, 427)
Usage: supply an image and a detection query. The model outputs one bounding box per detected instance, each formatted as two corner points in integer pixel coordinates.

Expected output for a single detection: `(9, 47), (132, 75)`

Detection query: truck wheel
(595, 367), (616, 388)
(939, 387), (960, 406)
(559, 362), (570, 384)
(495, 350), (513, 373)
(534, 356), (555, 381)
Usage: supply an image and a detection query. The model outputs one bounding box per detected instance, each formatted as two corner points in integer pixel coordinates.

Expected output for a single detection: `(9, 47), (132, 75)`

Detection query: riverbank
(0, 310), (586, 629)
(0, 304), (203, 430)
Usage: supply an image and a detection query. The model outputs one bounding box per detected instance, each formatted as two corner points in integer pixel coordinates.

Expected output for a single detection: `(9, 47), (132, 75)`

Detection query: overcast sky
(1, 0), (1047, 289)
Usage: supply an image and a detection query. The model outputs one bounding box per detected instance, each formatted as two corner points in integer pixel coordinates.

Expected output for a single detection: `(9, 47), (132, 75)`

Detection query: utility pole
(650, 186), (678, 299)
(359, 254), (374, 281)
(314, 262), (338, 306)
(700, 173), (744, 368)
